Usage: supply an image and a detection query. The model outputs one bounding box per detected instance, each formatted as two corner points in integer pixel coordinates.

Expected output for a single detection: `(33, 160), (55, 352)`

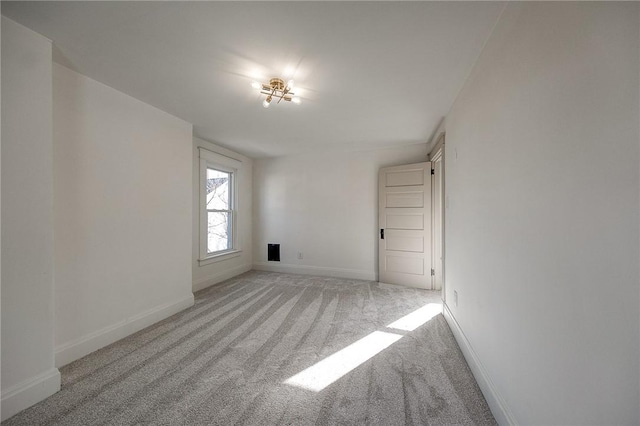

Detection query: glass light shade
(292, 97), (301, 104)
(287, 80), (295, 89)
(251, 81), (262, 90)
(263, 98), (271, 108)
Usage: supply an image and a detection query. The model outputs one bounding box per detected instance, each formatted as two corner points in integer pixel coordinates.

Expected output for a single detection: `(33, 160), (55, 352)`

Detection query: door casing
(429, 133), (445, 298)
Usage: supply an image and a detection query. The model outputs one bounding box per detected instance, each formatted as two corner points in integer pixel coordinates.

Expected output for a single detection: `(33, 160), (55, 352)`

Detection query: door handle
(380, 229), (384, 239)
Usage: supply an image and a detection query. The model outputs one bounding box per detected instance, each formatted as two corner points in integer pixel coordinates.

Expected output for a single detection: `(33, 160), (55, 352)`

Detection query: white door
(378, 162), (432, 289)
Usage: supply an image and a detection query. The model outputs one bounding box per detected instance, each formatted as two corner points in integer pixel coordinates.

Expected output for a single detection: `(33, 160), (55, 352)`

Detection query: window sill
(198, 249), (242, 266)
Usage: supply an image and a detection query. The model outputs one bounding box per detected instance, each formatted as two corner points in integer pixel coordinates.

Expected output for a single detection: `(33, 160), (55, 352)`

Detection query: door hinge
(431, 268), (435, 276)
(431, 168), (434, 175)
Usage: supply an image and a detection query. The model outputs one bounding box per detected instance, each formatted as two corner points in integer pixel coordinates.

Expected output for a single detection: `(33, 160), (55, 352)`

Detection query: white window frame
(198, 147), (241, 265)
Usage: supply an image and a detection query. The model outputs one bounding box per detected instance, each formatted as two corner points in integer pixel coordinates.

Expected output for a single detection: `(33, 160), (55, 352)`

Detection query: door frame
(429, 133), (445, 299)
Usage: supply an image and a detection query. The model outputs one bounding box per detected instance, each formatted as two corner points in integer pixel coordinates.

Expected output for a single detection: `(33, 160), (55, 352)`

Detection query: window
(206, 167), (232, 253)
(199, 148), (241, 263)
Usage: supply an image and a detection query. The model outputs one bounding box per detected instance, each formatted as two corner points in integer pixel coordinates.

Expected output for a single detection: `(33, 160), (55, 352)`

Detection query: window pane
(206, 169), (230, 210)
(207, 211), (231, 253)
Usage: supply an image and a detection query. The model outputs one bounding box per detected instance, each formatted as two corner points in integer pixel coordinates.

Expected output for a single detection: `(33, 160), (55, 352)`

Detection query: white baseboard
(253, 262), (376, 281)
(443, 303), (517, 425)
(1, 368), (61, 422)
(193, 263), (252, 292)
(54, 294), (194, 368)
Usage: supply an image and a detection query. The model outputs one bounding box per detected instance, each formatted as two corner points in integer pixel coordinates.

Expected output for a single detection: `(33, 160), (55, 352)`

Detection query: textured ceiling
(2, 1), (505, 158)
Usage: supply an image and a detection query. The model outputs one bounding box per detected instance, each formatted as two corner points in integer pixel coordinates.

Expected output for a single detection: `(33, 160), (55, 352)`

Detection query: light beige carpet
(3, 271), (495, 425)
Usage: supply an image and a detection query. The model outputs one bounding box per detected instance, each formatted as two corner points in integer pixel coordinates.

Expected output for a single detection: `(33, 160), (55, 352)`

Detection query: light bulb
(251, 81), (262, 90)
(287, 80), (295, 89)
(292, 97), (301, 105)
(263, 98), (271, 108)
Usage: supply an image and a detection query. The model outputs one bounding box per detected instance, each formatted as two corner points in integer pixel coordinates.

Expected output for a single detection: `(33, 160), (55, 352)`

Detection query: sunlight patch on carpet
(386, 303), (441, 331)
(284, 331), (402, 392)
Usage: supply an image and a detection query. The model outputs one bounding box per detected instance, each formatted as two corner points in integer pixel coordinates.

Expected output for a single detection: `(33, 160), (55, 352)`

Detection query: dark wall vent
(268, 244), (280, 262)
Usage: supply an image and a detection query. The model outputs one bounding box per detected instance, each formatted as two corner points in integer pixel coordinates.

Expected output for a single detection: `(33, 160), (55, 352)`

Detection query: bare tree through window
(206, 168), (232, 253)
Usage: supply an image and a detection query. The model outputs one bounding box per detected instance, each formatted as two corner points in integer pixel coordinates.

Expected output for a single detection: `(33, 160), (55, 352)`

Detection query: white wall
(53, 64), (194, 367)
(1, 17), (60, 421)
(253, 144), (427, 280)
(192, 137), (253, 292)
(444, 3), (639, 424)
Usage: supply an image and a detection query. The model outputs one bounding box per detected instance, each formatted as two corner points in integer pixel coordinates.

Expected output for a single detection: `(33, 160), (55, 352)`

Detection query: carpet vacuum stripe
(3, 271), (496, 426)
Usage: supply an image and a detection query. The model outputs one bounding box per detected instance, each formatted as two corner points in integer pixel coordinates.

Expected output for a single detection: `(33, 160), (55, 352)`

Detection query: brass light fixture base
(267, 78), (286, 92)
(255, 77), (299, 107)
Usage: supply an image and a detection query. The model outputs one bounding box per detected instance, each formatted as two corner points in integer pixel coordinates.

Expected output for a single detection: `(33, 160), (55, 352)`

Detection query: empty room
(1, 2), (639, 425)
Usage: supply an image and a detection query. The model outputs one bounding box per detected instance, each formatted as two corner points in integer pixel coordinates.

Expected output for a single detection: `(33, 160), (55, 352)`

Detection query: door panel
(386, 190), (424, 208)
(385, 169), (424, 187)
(386, 212), (424, 230)
(386, 231), (424, 252)
(379, 162), (432, 289)
(385, 255), (424, 275)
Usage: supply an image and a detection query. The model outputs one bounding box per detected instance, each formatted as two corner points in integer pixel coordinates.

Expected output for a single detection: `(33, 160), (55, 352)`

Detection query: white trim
(443, 303), (517, 426)
(429, 133), (445, 297)
(1, 368), (61, 421)
(198, 146), (242, 168)
(193, 263), (252, 292)
(199, 152), (240, 262)
(253, 262), (376, 282)
(54, 294), (194, 368)
(428, 132), (445, 162)
(198, 249), (242, 266)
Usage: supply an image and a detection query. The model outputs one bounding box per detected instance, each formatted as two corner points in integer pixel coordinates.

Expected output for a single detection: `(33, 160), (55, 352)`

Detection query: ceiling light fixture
(253, 78), (301, 108)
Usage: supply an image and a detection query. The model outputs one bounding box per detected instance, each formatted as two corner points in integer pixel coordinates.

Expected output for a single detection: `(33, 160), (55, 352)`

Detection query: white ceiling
(2, 1), (504, 158)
